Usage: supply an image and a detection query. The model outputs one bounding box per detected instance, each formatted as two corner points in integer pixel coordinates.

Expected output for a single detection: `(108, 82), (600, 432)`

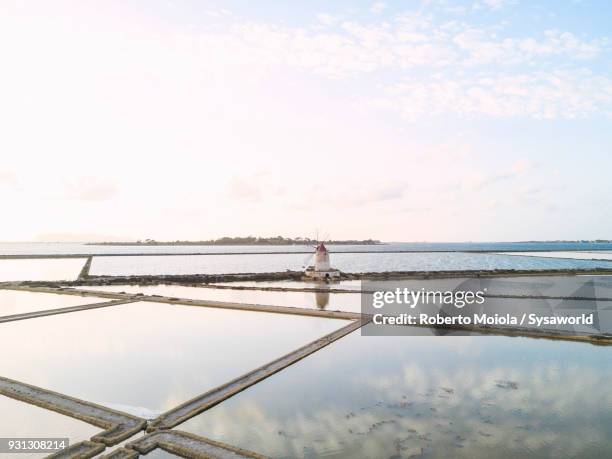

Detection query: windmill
(303, 231), (340, 281)
(301, 230), (326, 268)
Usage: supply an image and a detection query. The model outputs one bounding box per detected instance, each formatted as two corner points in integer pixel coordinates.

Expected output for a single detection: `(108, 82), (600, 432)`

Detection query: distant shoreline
(86, 237), (383, 246)
(82, 239), (612, 247)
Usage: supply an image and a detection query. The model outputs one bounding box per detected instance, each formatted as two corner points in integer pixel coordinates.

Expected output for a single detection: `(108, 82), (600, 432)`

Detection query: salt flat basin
(0, 396), (99, 459)
(0, 302), (348, 416)
(88, 252), (612, 276)
(0, 258), (87, 282)
(500, 251), (612, 261)
(178, 324), (612, 459)
(73, 284), (362, 313)
(0, 290), (107, 317)
(139, 449), (179, 458)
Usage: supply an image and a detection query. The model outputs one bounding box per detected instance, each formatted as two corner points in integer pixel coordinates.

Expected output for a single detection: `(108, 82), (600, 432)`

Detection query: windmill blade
(303, 253), (314, 267)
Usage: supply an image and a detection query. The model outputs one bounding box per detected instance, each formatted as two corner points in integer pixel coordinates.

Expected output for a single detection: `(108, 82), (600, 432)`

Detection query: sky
(0, 0), (610, 242)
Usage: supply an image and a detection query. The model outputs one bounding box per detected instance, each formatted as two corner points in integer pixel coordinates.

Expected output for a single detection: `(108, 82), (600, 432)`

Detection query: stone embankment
(3, 267), (612, 289)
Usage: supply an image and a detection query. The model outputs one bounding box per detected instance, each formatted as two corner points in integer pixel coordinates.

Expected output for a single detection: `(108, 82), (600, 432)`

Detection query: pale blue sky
(0, 0), (610, 241)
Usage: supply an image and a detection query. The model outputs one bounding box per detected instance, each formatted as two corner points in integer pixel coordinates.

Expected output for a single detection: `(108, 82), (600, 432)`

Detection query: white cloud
(453, 28), (604, 65)
(170, 13), (611, 120)
(370, 2), (388, 14)
(365, 70), (612, 120)
(0, 170), (17, 187)
(227, 172), (287, 204)
(227, 176), (264, 203)
(511, 159), (534, 174)
(473, 0), (518, 11)
(466, 159), (534, 190)
(288, 182), (409, 211)
(204, 8), (232, 18)
(316, 13), (338, 26)
(65, 177), (119, 201)
(0, 2), (609, 241)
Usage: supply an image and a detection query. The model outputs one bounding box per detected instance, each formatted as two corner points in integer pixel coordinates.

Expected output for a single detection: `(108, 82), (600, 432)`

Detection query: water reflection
(179, 326), (612, 458)
(0, 258), (86, 282)
(89, 252), (612, 276)
(503, 251), (612, 261)
(0, 302), (347, 414)
(0, 290), (105, 317)
(315, 288), (330, 309)
(73, 284), (362, 313)
(0, 396), (99, 459)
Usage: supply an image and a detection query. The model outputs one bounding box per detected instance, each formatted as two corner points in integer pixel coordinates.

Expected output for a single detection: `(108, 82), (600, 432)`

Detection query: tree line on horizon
(89, 236), (382, 246)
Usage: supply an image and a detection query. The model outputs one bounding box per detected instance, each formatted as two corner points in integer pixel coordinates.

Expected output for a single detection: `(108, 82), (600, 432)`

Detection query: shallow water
(178, 324), (612, 459)
(0, 396), (99, 459)
(177, 275), (612, 297)
(71, 274), (612, 326)
(73, 284), (362, 313)
(0, 290), (106, 317)
(3, 249), (611, 458)
(0, 258), (86, 281)
(88, 252), (612, 276)
(0, 302), (347, 415)
(141, 449), (180, 458)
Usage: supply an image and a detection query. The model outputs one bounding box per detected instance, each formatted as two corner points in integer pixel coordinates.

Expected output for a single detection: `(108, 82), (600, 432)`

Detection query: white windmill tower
(303, 232), (340, 281)
(314, 242), (331, 271)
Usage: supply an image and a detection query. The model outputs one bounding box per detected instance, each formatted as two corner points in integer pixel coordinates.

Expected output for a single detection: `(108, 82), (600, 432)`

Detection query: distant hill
(87, 236), (382, 246)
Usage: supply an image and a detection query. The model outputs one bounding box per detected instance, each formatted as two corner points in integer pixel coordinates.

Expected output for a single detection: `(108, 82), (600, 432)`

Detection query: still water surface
(0, 290), (106, 317)
(179, 324), (612, 459)
(0, 258), (86, 281)
(72, 276), (612, 322)
(73, 284), (362, 313)
(0, 302), (347, 416)
(214, 275), (612, 298)
(88, 252), (612, 276)
(0, 396), (99, 459)
(503, 251), (612, 261)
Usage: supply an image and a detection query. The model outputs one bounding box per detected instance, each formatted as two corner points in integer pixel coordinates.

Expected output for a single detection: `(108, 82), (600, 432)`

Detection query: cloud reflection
(179, 332), (612, 458)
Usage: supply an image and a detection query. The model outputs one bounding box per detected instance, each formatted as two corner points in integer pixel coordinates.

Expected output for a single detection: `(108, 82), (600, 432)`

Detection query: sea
(1, 242), (612, 277)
